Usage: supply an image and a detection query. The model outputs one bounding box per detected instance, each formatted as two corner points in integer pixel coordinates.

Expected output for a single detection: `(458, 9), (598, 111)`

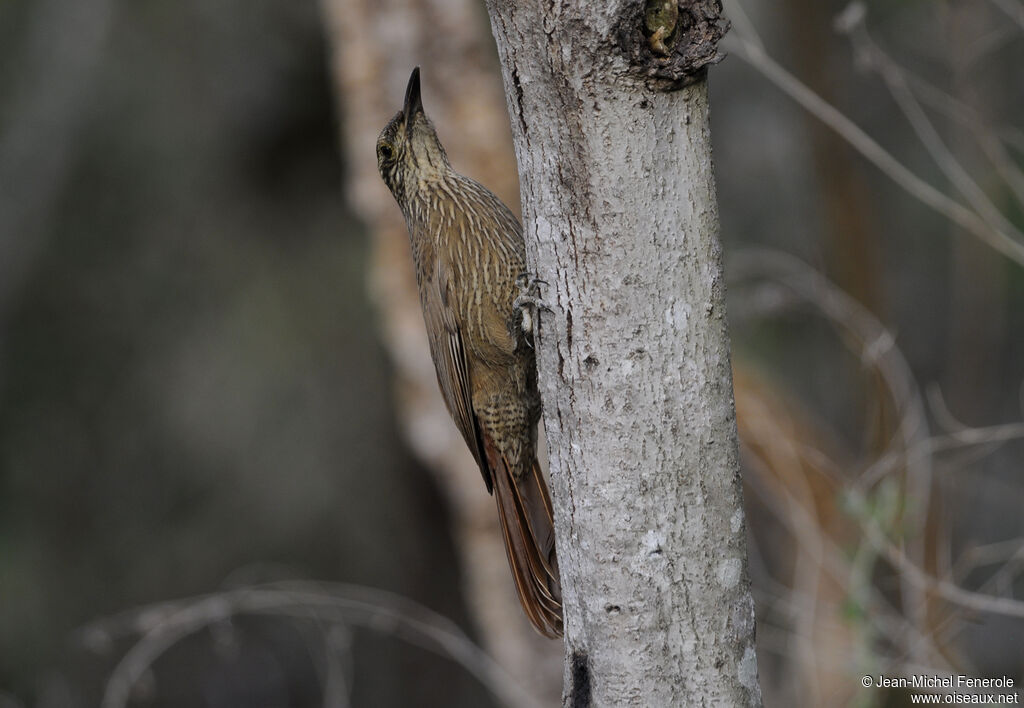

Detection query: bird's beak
(403, 67), (423, 135)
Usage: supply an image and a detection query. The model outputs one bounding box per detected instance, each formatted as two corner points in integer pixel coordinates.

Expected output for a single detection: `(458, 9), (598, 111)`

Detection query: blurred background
(0, 0), (1021, 706)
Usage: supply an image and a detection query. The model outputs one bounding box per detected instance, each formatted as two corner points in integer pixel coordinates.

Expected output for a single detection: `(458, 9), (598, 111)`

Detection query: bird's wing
(422, 256), (492, 492)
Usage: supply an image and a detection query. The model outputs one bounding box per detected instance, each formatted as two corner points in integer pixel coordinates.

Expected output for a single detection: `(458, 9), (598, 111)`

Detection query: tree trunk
(482, 2), (762, 705)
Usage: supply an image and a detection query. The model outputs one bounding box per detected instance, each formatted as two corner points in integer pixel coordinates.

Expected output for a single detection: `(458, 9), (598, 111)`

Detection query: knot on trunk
(615, 0), (729, 90)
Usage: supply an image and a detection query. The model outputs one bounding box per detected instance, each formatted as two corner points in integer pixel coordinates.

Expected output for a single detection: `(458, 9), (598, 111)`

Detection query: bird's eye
(379, 143), (394, 160)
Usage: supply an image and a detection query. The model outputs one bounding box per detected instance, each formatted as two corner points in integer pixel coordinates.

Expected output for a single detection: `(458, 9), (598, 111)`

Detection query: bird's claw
(514, 274), (551, 314)
(512, 294), (553, 313)
(514, 274), (551, 345)
(516, 272), (547, 289)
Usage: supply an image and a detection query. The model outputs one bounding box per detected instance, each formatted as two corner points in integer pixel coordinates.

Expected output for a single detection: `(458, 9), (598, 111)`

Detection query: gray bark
(482, 2), (762, 705)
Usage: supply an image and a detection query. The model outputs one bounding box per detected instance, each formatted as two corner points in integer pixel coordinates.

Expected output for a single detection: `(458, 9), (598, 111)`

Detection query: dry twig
(83, 582), (540, 708)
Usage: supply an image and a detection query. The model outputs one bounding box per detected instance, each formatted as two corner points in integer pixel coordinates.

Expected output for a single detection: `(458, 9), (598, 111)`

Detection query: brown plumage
(376, 68), (562, 638)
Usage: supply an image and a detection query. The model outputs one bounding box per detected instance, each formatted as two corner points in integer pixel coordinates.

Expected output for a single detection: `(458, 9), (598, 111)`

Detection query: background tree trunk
(483, 1), (762, 704)
(319, 0), (562, 702)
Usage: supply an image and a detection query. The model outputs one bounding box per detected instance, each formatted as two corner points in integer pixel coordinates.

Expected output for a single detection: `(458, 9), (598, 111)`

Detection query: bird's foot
(513, 273), (552, 314)
(514, 273), (552, 344)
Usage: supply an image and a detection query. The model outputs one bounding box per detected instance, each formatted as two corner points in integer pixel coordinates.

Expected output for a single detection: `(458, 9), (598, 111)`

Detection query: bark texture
(483, 2), (761, 705)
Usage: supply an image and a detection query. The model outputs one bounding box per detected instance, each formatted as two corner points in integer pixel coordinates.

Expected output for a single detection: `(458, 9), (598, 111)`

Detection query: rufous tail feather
(490, 452), (563, 638)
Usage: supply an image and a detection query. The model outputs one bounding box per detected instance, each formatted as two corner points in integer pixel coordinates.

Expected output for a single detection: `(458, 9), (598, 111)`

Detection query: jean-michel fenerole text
(872, 675), (1015, 690)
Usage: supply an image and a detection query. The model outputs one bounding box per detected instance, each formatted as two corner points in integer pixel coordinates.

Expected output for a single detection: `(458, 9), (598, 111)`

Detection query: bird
(376, 67), (562, 638)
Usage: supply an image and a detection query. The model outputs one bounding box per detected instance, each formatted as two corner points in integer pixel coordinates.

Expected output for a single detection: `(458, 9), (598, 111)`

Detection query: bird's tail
(491, 453), (563, 638)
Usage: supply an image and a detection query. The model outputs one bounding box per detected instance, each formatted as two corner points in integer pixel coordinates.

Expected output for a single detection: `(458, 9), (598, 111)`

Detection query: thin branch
(988, 0), (1024, 31)
(838, 8), (1024, 244)
(722, 0), (765, 51)
(730, 248), (1024, 683)
(733, 250), (1024, 628)
(857, 41), (1024, 208)
(953, 541), (1024, 595)
(955, 539), (1024, 574)
(88, 583), (540, 708)
(926, 384), (971, 435)
(320, 625), (354, 708)
(730, 248), (933, 511)
(958, 23), (1019, 69)
(721, 32), (1024, 266)
(850, 494), (1024, 621)
(740, 446), (954, 672)
(862, 422), (1024, 486)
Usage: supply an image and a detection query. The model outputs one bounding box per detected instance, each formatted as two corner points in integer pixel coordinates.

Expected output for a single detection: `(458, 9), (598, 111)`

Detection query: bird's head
(377, 67), (450, 202)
